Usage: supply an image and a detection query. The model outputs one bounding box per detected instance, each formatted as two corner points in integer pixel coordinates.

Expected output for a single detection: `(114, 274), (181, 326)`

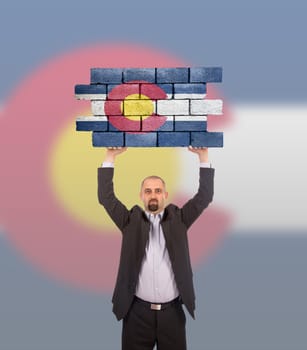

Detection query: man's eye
(155, 189), (162, 193)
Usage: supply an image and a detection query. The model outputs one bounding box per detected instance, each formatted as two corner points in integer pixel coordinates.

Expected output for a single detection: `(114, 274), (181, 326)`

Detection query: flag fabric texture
(75, 67), (224, 147)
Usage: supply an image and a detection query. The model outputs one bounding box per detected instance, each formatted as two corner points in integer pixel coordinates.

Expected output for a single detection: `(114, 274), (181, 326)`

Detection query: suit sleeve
(97, 167), (130, 231)
(180, 167), (215, 229)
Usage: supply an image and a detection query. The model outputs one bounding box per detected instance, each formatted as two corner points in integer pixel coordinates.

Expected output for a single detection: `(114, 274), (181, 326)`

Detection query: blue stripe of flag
(76, 116), (207, 132)
(92, 131), (223, 147)
(89, 67), (222, 84)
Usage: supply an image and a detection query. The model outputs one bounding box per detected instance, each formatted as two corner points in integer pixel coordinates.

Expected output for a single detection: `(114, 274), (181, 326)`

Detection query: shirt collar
(145, 210), (164, 220)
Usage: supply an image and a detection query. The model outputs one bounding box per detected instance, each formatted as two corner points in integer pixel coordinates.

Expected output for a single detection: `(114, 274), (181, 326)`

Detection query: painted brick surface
(123, 68), (155, 83)
(108, 116), (141, 132)
(91, 68), (122, 84)
(142, 84), (173, 99)
(142, 116), (174, 132)
(156, 68), (189, 83)
(190, 99), (223, 115)
(190, 67), (222, 83)
(92, 132), (124, 146)
(75, 66), (224, 147)
(174, 83), (206, 99)
(190, 132), (224, 147)
(156, 100), (189, 116)
(174, 116), (207, 131)
(123, 98), (156, 116)
(125, 132), (157, 147)
(158, 132), (190, 147)
(75, 84), (107, 100)
(107, 83), (140, 100)
(76, 117), (108, 131)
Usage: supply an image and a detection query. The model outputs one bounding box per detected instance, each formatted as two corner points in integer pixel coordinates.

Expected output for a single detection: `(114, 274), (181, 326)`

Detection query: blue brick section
(75, 84), (106, 95)
(123, 68), (155, 83)
(76, 118), (108, 131)
(125, 133), (157, 147)
(156, 68), (189, 83)
(75, 66), (224, 148)
(88, 67), (222, 85)
(92, 132), (124, 147)
(91, 68), (123, 84)
(76, 116), (207, 133)
(174, 83), (206, 96)
(174, 119), (207, 131)
(92, 129), (223, 147)
(190, 132), (224, 147)
(190, 67), (222, 83)
(158, 132), (190, 147)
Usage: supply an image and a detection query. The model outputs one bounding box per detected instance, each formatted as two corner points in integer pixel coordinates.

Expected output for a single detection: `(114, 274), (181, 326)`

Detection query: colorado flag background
(0, 0), (307, 350)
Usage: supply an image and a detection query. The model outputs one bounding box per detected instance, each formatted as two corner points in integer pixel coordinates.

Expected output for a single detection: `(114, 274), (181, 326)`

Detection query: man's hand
(104, 147), (127, 163)
(188, 146), (209, 163)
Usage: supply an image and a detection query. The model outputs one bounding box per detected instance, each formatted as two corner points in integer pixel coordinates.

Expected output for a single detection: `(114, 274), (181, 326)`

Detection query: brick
(75, 93), (107, 101)
(123, 98), (156, 116)
(108, 122), (120, 132)
(157, 84), (173, 99)
(107, 84), (118, 94)
(75, 84), (107, 100)
(190, 99), (223, 115)
(158, 132), (190, 146)
(123, 68), (155, 83)
(174, 83), (206, 99)
(157, 100), (189, 115)
(92, 132), (124, 147)
(189, 67), (222, 83)
(76, 116), (108, 131)
(190, 132), (223, 147)
(108, 116), (141, 131)
(141, 116), (173, 132)
(174, 116), (207, 131)
(91, 68), (123, 84)
(106, 83), (140, 100)
(157, 68), (189, 83)
(125, 132), (157, 147)
(141, 83), (173, 99)
(91, 100), (106, 115)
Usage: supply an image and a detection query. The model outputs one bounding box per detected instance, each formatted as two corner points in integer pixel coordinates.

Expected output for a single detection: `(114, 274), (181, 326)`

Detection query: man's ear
(165, 191), (169, 199)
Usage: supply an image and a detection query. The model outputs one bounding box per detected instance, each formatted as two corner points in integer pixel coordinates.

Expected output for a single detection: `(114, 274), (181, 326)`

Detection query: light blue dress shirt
(135, 211), (179, 303)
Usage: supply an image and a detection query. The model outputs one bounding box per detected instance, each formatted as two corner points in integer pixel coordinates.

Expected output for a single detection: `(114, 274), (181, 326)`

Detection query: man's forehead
(142, 178), (164, 188)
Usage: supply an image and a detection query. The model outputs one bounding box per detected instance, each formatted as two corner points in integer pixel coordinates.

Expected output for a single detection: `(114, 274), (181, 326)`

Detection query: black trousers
(122, 297), (187, 350)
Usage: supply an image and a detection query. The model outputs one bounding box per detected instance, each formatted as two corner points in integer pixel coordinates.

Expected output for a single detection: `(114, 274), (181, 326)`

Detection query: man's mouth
(148, 200), (158, 212)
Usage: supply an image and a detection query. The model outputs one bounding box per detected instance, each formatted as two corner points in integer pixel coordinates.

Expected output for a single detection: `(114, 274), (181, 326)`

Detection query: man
(98, 146), (214, 350)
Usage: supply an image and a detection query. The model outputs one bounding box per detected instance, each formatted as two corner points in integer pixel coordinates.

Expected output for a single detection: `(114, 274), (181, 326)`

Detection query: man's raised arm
(98, 147), (129, 230)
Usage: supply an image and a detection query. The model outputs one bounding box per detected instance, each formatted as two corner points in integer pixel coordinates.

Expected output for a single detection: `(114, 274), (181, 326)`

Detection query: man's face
(140, 178), (168, 214)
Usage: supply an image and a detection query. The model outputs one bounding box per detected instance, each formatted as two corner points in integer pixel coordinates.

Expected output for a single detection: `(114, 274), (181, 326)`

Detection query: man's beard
(148, 200), (158, 212)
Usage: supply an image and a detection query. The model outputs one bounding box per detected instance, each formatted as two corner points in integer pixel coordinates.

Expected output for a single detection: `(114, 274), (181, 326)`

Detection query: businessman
(98, 146), (214, 350)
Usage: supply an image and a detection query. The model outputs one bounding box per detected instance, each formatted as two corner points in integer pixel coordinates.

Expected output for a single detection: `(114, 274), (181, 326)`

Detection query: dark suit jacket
(98, 166), (214, 321)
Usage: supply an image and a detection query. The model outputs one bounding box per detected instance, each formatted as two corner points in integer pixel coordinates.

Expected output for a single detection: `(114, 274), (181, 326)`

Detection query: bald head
(140, 175), (166, 191)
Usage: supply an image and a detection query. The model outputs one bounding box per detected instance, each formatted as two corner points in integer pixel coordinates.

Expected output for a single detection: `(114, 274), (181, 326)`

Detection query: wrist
(104, 151), (116, 163)
(199, 156), (209, 163)
(104, 156), (115, 163)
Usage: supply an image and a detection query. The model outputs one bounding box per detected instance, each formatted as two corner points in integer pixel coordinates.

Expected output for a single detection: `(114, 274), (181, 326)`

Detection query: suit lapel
(161, 208), (175, 258)
(139, 211), (150, 257)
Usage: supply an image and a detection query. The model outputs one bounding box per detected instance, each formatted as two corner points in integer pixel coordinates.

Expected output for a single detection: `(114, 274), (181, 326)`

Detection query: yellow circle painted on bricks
(121, 93), (154, 120)
(48, 117), (180, 234)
